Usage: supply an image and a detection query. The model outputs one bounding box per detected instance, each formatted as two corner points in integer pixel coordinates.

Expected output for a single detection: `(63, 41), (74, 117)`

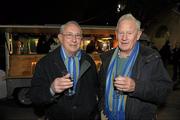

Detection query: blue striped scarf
(104, 42), (140, 120)
(60, 46), (81, 93)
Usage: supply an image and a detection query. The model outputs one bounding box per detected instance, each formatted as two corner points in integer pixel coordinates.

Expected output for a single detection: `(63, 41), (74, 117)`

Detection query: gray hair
(59, 21), (82, 34)
(116, 13), (141, 31)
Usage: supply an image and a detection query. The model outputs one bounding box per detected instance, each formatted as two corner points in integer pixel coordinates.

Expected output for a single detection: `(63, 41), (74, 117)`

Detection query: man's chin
(119, 47), (129, 51)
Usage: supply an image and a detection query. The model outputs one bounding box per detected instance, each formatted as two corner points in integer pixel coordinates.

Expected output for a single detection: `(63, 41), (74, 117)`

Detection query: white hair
(116, 13), (141, 31)
(59, 21), (82, 34)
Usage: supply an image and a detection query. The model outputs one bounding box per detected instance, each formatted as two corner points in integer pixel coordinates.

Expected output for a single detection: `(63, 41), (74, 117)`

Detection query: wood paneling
(8, 54), (44, 78)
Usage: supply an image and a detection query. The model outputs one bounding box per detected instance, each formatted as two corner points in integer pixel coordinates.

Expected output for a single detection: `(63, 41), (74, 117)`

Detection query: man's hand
(114, 75), (135, 92)
(50, 73), (73, 94)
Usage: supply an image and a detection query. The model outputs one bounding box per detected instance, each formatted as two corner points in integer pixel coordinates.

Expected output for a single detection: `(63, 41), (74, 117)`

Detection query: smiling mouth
(70, 44), (77, 46)
(121, 42), (129, 44)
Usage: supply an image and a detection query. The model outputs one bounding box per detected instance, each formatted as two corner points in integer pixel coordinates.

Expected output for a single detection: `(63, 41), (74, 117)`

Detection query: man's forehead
(64, 24), (81, 32)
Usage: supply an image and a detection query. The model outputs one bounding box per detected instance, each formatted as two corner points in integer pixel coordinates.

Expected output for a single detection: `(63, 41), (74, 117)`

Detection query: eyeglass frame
(61, 32), (82, 40)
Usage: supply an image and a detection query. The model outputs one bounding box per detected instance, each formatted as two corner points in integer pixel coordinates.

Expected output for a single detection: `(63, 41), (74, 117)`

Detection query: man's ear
(58, 33), (63, 43)
(137, 30), (142, 40)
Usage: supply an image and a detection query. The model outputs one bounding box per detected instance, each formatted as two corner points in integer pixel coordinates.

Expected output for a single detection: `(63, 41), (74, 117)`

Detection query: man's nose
(122, 33), (127, 40)
(72, 35), (77, 41)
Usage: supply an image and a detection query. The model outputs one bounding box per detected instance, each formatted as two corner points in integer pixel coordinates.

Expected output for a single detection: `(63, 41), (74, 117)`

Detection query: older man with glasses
(30, 21), (100, 120)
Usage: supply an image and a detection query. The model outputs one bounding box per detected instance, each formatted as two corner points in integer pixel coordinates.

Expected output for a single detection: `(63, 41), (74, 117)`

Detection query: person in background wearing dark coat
(30, 21), (100, 120)
(172, 42), (180, 89)
(36, 35), (50, 54)
(159, 40), (172, 68)
(98, 13), (172, 120)
(86, 40), (96, 54)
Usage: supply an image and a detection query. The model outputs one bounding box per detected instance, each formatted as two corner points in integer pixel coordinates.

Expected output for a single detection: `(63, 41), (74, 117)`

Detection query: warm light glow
(31, 61), (37, 74)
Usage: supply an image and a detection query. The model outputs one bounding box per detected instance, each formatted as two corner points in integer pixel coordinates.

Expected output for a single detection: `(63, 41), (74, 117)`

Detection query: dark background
(0, 0), (178, 27)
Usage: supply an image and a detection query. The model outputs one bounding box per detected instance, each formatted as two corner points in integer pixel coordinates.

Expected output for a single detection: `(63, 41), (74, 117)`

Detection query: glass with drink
(61, 71), (75, 96)
(114, 75), (123, 99)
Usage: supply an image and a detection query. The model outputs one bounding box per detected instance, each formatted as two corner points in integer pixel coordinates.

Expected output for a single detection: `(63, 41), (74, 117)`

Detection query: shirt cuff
(50, 87), (55, 96)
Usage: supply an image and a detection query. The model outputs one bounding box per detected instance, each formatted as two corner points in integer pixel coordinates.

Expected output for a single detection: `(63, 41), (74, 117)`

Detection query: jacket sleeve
(30, 61), (57, 106)
(129, 57), (173, 105)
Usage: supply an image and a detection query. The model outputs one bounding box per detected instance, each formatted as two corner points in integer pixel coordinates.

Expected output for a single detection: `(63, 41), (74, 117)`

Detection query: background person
(172, 42), (180, 89)
(36, 35), (50, 54)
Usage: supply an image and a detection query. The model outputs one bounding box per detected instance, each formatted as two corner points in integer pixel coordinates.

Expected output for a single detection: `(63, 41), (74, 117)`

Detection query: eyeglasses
(62, 32), (82, 39)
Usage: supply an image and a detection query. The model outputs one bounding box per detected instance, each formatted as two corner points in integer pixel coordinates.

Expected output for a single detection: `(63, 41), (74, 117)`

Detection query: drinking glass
(61, 71), (75, 96)
(114, 75), (123, 99)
